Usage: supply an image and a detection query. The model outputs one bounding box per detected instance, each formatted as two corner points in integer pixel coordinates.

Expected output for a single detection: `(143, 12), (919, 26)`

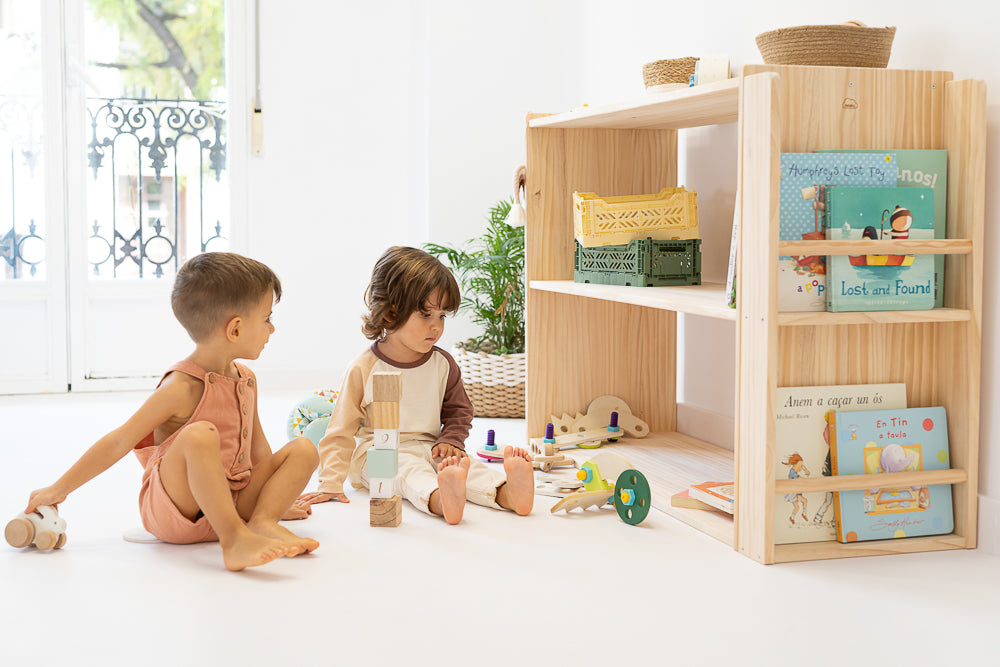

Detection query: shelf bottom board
(561, 432), (735, 547)
(773, 534), (968, 563)
(561, 434), (972, 563)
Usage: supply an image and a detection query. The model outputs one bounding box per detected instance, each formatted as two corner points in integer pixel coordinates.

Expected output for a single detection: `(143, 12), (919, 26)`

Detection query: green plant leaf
(423, 198), (524, 355)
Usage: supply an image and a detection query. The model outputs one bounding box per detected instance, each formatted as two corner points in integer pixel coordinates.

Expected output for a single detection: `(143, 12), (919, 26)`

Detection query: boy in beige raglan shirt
(298, 246), (534, 524)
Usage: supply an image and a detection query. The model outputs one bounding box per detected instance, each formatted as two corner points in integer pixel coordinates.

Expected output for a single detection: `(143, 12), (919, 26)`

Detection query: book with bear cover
(775, 383), (907, 544)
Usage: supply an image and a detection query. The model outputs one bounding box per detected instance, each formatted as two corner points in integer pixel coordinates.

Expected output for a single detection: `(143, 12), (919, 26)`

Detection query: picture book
(778, 152), (897, 311)
(689, 481), (734, 514)
(819, 149), (947, 307)
(830, 406), (953, 543)
(775, 383), (907, 544)
(670, 488), (730, 514)
(824, 186), (935, 312)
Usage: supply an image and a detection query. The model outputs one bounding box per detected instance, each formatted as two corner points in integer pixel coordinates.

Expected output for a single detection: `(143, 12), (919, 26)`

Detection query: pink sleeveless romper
(135, 360), (257, 544)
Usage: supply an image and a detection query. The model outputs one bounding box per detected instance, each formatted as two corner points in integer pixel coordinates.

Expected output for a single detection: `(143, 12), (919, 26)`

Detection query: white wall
(242, 0), (1000, 546)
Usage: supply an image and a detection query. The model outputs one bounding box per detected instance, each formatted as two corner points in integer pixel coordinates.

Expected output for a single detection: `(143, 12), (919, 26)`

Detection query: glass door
(0, 2), (69, 394)
(0, 0), (244, 394)
(68, 0), (233, 390)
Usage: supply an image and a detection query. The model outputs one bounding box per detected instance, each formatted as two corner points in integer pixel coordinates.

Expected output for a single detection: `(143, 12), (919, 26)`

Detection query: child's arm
(25, 379), (193, 514)
(431, 353), (474, 459)
(298, 364), (366, 505)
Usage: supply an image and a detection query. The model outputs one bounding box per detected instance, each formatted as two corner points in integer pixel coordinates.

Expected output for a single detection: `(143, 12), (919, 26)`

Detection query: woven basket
(642, 57), (699, 90)
(453, 347), (525, 418)
(755, 21), (896, 68)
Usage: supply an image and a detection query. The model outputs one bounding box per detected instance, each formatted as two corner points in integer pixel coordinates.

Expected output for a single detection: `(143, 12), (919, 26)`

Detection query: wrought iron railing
(0, 94), (44, 279)
(86, 97), (229, 278)
(0, 95), (229, 281)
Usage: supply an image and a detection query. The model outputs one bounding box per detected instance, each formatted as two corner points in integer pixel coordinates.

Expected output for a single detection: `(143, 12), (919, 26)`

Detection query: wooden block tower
(369, 371), (402, 527)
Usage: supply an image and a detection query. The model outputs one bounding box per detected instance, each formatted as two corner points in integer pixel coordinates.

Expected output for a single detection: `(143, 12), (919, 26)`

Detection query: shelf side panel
(736, 72), (781, 564)
(525, 289), (676, 436)
(943, 78), (986, 548)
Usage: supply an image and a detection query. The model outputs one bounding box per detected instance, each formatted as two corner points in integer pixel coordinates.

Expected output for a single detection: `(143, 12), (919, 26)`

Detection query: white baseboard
(978, 493), (1000, 556)
(676, 402), (734, 451)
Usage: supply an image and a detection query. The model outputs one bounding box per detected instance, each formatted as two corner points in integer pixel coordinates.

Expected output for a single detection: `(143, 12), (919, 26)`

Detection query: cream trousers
(357, 440), (507, 515)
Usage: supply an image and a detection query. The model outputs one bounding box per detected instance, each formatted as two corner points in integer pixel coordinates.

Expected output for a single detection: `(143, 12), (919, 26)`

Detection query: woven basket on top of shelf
(642, 57), (699, 91)
(755, 21), (896, 68)
(453, 347), (525, 419)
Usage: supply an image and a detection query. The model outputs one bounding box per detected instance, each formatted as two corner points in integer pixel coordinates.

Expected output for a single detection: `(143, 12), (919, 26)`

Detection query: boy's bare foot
(221, 530), (292, 572)
(248, 520), (320, 556)
(437, 456), (470, 525)
(502, 446), (534, 515)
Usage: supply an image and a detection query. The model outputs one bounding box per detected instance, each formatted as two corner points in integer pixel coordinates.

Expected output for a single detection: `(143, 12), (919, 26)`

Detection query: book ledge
(774, 467), (967, 494)
(779, 239), (972, 256)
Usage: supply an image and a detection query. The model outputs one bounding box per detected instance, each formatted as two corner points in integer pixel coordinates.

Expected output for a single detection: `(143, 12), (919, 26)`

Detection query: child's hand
(281, 499), (313, 520)
(25, 486), (67, 514)
(297, 491), (349, 505)
(432, 443), (467, 460)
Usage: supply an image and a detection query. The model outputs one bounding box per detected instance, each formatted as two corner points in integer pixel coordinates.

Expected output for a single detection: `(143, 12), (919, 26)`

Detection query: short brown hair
(362, 246), (460, 341)
(172, 252), (282, 342)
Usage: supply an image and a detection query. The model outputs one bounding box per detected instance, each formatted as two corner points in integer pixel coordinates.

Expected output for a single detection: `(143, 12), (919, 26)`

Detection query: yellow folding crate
(573, 187), (699, 247)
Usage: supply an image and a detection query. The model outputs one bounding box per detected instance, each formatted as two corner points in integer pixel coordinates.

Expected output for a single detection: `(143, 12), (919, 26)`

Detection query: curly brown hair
(172, 252), (282, 342)
(362, 246), (460, 341)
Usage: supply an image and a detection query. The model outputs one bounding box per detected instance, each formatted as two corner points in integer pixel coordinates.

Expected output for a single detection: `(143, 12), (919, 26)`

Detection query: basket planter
(453, 347), (525, 418)
(755, 22), (896, 68)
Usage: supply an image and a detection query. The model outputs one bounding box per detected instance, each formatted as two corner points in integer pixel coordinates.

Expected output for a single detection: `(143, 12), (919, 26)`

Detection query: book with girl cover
(818, 149), (947, 307)
(830, 406), (953, 543)
(775, 383), (907, 544)
(824, 185), (935, 311)
(688, 481), (734, 514)
(777, 152), (897, 312)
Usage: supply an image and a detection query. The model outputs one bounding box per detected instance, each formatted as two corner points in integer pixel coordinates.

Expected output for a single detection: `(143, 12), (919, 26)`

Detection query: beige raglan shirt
(316, 344), (474, 494)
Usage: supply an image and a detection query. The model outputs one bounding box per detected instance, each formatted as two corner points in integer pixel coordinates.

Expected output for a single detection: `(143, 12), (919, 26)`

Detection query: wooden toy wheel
(5, 518), (33, 548)
(614, 469), (651, 525)
(55, 533), (67, 549)
(35, 531), (58, 551)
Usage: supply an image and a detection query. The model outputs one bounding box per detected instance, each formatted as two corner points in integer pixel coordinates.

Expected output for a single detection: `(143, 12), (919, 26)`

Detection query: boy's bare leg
(235, 438), (320, 555)
(429, 456), (470, 525)
(496, 446), (534, 515)
(158, 422), (291, 571)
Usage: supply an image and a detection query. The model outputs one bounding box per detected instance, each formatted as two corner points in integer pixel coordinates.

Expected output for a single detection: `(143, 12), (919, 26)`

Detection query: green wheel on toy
(613, 469), (651, 525)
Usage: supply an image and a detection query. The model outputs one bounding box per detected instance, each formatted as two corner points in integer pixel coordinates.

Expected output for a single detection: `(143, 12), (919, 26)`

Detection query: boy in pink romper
(24, 253), (320, 571)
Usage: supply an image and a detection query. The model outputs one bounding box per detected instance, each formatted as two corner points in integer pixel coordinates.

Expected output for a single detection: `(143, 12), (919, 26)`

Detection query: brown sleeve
(436, 351), (473, 450)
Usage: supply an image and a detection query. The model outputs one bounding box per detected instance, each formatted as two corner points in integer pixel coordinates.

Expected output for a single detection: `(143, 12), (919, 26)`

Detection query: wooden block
(372, 428), (400, 450)
(366, 448), (398, 479)
(370, 496), (402, 527)
(370, 401), (399, 430)
(372, 371), (402, 403)
(369, 477), (395, 499)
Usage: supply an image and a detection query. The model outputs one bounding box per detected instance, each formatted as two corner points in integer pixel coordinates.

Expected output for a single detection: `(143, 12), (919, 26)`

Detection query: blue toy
(286, 389), (339, 446)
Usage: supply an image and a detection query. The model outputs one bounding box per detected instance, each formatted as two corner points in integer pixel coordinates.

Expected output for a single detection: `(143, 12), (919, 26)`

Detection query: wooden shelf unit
(524, 64), (986, 564)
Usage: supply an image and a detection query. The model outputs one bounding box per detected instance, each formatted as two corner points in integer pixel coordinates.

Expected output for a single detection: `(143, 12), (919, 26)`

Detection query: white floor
(2, 389), (998, 666)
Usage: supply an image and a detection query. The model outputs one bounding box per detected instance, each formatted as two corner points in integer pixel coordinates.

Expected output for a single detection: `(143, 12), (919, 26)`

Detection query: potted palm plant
(424, 198), (525, 417)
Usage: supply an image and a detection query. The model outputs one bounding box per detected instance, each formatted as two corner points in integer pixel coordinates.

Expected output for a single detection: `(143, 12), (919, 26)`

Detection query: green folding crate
(574, 237), (701, 287)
